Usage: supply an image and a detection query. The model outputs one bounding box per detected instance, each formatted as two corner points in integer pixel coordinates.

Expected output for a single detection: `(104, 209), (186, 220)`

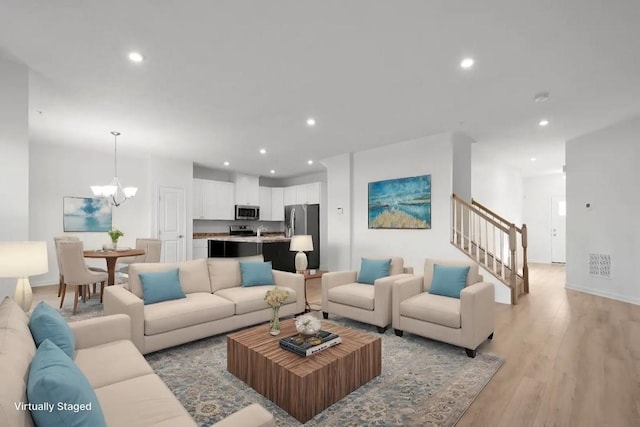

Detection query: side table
(302, 269), (326, 312)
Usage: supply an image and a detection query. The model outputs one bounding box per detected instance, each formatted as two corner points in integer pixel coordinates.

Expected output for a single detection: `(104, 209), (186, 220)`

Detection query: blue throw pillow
(29, 301), (76, 359)
(139, 268), (186, 305)
(27, 339), (107, 427)
(429, 264), (470, 299)
(239, 261), (275, 287)
(357, 258), (391, 285)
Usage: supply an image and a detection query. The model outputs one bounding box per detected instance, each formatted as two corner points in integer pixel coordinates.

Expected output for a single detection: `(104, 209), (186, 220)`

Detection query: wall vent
(589, 253), (611, 278)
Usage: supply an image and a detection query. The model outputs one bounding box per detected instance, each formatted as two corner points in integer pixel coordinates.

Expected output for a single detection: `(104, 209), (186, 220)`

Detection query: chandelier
(90, 131), (138, 207)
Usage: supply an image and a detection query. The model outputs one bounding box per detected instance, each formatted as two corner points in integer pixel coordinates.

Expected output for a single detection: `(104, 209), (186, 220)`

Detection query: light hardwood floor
(33, 263), (640, 426)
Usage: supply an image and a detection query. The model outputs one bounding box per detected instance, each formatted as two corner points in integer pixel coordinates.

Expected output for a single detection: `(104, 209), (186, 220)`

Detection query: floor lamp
(290, 235), (313, 274)
(0, 241), (48, 312)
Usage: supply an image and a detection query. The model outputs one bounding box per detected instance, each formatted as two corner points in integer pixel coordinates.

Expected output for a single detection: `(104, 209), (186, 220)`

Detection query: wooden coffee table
(227, 318), (381, 423)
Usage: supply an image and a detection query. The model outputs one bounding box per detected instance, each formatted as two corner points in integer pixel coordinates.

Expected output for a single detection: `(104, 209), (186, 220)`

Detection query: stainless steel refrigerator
(284, 204), (320, 269)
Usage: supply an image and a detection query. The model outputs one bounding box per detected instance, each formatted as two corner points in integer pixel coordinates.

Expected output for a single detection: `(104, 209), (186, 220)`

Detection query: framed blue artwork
(63, 197), (112, 232)
(368, 175), (431, 229)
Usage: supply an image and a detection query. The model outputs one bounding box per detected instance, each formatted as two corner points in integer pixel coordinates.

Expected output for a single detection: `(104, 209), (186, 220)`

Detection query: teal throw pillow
(429, 264), (470, 299)
(357, 258), (391, 285)
(27, 339), (107, 427)
(139, 269), (186, 305)
(29, 301), (76, 359)
(239, 261), (275, 287)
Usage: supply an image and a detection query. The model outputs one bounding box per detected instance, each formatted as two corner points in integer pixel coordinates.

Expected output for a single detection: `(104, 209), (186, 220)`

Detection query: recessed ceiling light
(539, 119), (550, 127)
(460, 58), (474, 69)
(259, 148), (267, 154)
(270, 169), (275, 174)
(307, 160), (313, 165)
(306, 118), (316, 126)
(531, 157), (537, 162)
(223, 161), (230, 166)
(128, 52), (144, 63)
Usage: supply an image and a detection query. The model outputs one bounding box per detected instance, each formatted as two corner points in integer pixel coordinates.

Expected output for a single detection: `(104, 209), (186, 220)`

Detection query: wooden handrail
(471, 198), (522, 232)
(452, 194), (510, 233)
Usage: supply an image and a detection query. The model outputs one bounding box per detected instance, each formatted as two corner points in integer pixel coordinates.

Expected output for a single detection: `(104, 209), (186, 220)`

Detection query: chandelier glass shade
(90, 131), (138, 207)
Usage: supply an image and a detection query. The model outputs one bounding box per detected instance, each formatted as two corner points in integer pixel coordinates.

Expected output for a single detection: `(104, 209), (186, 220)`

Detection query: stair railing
(451, 194), (529, 304)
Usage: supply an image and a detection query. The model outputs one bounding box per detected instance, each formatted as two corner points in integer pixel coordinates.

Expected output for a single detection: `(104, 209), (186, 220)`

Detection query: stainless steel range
(229, 225), (256, 236)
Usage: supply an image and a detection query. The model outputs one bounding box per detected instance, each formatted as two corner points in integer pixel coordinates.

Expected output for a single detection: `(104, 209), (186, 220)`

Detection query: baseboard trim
(565, 283), (640, 306)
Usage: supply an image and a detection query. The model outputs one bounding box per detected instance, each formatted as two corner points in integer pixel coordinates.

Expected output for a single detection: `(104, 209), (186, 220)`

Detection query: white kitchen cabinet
(192, 239), (208, 259)
(234, 174), (260, 206)
(304, 182), (321, 204)
(283, 186), (297, 206)
(192, 179), (235, 220)
(259, 187), (272, 221)
(271, 187), (284, 221)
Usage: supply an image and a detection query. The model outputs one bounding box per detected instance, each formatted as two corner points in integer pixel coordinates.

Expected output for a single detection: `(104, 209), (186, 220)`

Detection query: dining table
(83, 248), (145, 286)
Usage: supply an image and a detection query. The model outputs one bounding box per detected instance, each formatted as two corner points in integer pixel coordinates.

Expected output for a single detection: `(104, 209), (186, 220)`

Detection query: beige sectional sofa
(0, 297), (275, 427)
(104, 256), (305, 354)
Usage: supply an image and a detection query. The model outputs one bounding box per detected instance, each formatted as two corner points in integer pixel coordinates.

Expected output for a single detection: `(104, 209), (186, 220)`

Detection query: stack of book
(279, 330), (341, 357)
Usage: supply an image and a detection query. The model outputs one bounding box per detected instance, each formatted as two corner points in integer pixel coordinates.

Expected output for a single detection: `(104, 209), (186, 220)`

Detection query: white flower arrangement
(295, 314), (322, 336)
(264, 287), (289, 309)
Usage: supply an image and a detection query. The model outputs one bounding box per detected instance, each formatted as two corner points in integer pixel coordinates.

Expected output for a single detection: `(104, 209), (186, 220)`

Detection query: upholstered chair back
(58, 241), (95, 285)
(422, 259), (481, 292)
(54, 235), (80, 275)
(137, 238), (162, 263)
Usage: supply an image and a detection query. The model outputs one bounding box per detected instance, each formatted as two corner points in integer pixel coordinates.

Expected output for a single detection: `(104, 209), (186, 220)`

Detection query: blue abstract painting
(368, 175), (431, 229)
(63, 197), (112, 232)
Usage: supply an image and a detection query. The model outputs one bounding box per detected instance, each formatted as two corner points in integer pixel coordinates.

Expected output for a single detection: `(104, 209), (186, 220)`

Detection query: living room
(1, 2), (640, 426)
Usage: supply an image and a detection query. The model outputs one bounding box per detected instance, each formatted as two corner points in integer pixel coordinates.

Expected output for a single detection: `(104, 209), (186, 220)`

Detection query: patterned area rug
(144, 316), (503, 427)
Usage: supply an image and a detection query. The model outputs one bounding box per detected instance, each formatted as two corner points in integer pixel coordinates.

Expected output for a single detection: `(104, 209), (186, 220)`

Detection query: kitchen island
(207, 235), (296, 272)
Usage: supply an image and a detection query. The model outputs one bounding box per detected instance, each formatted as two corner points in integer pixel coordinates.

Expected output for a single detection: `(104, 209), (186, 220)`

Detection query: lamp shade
(0, 241), (49, 277)
(289, 235), (313, 252)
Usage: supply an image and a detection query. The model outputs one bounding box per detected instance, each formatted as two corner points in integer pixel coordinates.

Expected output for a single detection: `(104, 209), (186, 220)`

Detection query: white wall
(566, 116), (640, 305)
(452, 132), (473, 203)
(522, 174), (565, 263)
(472, 161), (523, 226)
(0, 57), (29, 298)
(321, 153), (353, 272)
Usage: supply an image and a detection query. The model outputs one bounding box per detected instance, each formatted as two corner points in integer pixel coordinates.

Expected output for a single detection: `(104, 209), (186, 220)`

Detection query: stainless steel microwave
(235, 205), (260, 220)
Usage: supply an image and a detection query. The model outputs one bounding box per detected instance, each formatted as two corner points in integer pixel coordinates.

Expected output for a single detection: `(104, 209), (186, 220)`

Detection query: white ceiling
(1, 0), (640, 178)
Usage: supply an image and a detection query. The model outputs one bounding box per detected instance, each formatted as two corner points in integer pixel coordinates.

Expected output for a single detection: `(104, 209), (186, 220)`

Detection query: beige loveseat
(104, 256), (305, 354)
(321, 257), (413, 333)
(392, 259), (495, 357)
(0, 297), (275, 427)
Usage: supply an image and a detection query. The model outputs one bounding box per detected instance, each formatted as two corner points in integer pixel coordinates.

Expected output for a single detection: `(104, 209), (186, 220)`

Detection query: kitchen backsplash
(193, 220), (285, 234)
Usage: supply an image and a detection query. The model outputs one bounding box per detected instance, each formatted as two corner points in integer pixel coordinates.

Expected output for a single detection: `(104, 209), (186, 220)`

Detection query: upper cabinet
(271, 187), (284, 221)
(193, 178), (234, 220)
(259, 187), (272, 221)
(283, 186), (296, 206)
(284, 182), (321, 206)
(235, 174), (260, 206)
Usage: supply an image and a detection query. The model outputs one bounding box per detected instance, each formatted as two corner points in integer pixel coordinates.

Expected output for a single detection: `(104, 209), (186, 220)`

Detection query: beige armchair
(321, 257), (413, 333)
(392, 259), (494, 357)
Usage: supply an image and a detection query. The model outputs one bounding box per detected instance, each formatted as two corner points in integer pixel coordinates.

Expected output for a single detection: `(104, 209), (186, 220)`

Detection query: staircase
(451, 194), (529, 304)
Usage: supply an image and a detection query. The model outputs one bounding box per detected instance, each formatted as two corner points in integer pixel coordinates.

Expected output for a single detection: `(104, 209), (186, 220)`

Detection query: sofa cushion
(95, 374), (195, 427)
(429, 265), (470, 299)
(28, 339), (106, 427)
(400, 292), (461, 328)
(357, 258), (391, 284)
(139, 269), (186, 305)
(144, 293), (235, 336)
(29, 301), (75, 358)
(215, 286), (297, 315)
(0, 297), (36, 427)
(239, 261), (275, 287)
(207, 255), (264, 292)
(74, 340), (154, 389)
(129, 259), (212, 298)
(327, 283), (375, 311)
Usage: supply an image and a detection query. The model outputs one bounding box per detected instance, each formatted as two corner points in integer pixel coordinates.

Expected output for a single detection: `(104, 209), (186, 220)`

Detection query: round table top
(83, 248), (145, 258)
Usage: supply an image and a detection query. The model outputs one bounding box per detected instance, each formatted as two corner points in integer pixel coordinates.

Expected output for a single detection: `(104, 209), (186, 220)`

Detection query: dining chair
(58, 241), (108, 314)
(54, 236), (106, 297)
(117, 238), (162, 275)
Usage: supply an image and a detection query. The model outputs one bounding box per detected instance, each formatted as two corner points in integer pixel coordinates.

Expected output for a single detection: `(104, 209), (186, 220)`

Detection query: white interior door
(158, 186), (186, 262)
(551, 195), (566, 263)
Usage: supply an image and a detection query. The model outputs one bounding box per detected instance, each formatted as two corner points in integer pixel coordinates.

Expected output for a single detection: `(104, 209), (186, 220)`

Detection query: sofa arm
(392, 275), (424, 328)
(403, 266), (414, 274)
(273, 270), (305, 314)
(69, 314), (131, 350)
(212, 403), (275, 427)
(103, 285), (145, 353)
(321, 271), (358, 312)
(372, 273), (413, 328)
(460, 282), (495, 350)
